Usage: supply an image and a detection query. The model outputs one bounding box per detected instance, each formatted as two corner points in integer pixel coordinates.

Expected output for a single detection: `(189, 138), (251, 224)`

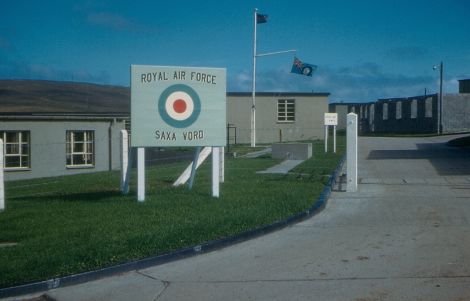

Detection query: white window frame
(1, 131), (30, 170)
(425, 97), (433, 118)
(277, 99), (295, 123)
(66, 130), (95, 168)
(411, 99), (417, 119)
(383, 103), (389, 120)
(396, 101), (402, 120)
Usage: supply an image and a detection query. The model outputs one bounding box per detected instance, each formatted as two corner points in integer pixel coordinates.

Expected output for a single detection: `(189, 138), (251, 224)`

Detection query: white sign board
(324, 113), (338, 126)
(131, 65), (226, 147)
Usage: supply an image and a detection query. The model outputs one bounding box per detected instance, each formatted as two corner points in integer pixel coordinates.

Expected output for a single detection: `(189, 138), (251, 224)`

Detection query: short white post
(347, 113), (358, 192)
(137, 147), (145, 202)
(324, 126), (328, 153)
(120, 130), (129, 194)
(0, 139), (4, 211)
(219, 147), (224, 183)
(212, 147), (220, 197)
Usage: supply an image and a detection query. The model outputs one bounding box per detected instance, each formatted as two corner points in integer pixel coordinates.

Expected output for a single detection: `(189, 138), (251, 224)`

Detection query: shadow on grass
(11, 190), (127, 203)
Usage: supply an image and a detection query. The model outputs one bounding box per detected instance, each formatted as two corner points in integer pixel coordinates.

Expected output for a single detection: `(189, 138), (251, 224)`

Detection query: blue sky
(1, 0), (470, 102)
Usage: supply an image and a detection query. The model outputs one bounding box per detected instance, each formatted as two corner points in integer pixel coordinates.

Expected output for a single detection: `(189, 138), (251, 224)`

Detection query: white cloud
(229, 63), (441, 102)
(87, 12), (156, 33)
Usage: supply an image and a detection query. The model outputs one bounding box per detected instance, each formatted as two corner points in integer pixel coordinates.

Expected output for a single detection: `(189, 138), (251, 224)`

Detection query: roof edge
(228, 91), (330, 97)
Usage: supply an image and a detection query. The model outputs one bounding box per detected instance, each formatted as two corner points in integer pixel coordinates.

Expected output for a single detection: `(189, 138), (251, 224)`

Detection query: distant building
(330, 81), (470, 135)
(459, 79), (470, 94)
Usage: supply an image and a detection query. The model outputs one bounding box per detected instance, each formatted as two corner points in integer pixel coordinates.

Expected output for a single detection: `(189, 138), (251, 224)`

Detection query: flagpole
(250, 9), (297, 147)
(251, 8), (257, 147)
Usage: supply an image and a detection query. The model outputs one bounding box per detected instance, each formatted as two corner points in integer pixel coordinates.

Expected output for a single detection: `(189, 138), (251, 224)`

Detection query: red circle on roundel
(173, 99), (187, 113)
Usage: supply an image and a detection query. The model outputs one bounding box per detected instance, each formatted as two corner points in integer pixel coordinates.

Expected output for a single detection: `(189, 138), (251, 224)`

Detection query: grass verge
(0, 138), (344, 288)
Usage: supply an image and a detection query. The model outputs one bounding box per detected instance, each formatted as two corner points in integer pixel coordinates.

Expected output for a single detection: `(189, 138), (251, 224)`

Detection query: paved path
(9, 135), (470, 301)
(257, 159), (304, 174)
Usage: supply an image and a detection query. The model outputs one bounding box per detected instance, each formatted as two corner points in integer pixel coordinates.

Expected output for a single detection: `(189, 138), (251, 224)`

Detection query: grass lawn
(0, 138), (344, 288)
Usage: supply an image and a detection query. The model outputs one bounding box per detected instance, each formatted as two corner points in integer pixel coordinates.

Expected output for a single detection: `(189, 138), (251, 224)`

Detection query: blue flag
(256, 13), (268, 24)
(291, 57), (317, 77)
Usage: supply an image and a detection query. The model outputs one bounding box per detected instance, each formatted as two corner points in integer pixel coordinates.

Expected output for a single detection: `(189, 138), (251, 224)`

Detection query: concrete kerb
(0, 155), (346, 299)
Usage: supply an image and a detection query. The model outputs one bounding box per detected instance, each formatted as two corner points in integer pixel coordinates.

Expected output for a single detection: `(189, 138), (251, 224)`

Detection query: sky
(1, 0), (470, 103)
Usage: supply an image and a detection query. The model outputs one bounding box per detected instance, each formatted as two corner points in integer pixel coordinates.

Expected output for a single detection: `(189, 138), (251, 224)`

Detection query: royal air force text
(141, 71), (216, 84)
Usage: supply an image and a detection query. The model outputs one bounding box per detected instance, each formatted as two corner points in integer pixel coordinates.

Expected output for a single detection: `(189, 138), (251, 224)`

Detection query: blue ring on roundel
(158, 84), (201, 128)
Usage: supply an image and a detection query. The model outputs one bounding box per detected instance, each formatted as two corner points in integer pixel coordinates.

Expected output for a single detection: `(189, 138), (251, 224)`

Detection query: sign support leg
(137, 147), (145, 202)
(120, 130), (129, 194)
(212, 147), (220, 197)
(188, 147), (201, 190)
(219, 147), (224, 183)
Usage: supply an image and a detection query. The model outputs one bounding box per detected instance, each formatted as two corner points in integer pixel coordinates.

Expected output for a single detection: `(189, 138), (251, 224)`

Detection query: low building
(227, 92), (330, 144)
(0, 80), (129, 181)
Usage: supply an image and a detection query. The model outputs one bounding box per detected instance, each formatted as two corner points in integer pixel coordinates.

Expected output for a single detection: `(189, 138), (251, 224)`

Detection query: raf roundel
(158, 84), (201, 128)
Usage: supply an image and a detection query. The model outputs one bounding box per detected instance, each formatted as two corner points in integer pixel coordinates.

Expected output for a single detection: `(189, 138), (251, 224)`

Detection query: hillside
(0, 80), (130, 114)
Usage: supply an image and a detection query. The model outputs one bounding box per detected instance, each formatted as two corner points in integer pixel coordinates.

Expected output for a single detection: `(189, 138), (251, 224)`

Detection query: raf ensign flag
(291, 57), (317, 77)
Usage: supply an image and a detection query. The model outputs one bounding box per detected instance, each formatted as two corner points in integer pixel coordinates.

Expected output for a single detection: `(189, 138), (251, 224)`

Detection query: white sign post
(131, 65), (226, 200)
(212, 147), (220, 197)
(0, 139), (4, 211)
(324, 113), (338, 153)
(137, 148), (145, 202)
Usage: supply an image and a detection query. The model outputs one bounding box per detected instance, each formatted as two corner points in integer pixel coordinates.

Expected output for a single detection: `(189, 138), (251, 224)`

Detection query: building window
(383, 103), (389, 120)
(411, 99), (417, 119)
(425, 97), (433, 117)
(277, 99), (295, 123)
(396, 102), (402, 120)
(0, 131), (30, 169)
(66, 131), (94, 168)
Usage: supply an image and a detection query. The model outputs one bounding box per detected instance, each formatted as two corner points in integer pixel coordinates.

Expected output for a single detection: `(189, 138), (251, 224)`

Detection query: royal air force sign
(131, 65), (226, 147)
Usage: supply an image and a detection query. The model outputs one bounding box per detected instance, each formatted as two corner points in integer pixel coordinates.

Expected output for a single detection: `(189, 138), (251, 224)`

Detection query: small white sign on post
(324, 113), (338, 153)
(324, 113), (338, 126)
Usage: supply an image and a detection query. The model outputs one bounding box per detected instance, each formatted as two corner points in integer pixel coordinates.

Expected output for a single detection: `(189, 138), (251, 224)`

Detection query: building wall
(442, 94), (470, 133)
(328, 104), (348, 130)
(371, 95), (438, 134)
(0, 119), (126, 181)
(227, 93), (329, 144)
(329, 94), (440, 135)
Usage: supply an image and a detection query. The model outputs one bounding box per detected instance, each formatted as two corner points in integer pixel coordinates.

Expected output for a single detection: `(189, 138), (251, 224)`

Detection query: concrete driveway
(10, 135), (470, 301)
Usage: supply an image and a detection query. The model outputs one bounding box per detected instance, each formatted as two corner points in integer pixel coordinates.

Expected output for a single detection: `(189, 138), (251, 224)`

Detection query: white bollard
(137, 147), (145, 202)
(347, 113), (358, 192)
(120, 130), (129, 194)
(0, 139), (4, 211)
